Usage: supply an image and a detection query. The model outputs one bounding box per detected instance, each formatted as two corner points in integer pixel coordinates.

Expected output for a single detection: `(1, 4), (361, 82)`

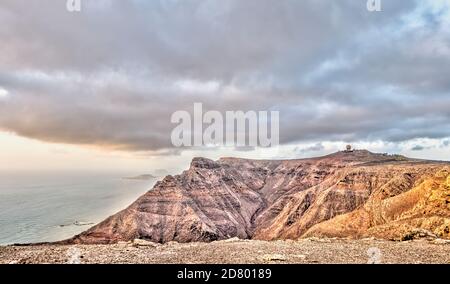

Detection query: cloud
(295, 143), (325, 154)
(0, 87), (8, 99)
(0, 0), (449, 154)
(411, 145), (426, 151)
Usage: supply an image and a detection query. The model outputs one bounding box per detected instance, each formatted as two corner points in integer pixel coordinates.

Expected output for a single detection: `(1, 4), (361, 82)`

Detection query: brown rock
(65, 151), (450, 244)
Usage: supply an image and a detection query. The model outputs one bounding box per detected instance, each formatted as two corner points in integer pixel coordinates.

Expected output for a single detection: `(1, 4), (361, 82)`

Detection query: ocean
(0, 171), (156, 245)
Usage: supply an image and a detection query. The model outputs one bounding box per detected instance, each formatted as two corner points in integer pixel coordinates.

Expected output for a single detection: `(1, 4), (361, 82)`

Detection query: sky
(0, 0), (450, 173)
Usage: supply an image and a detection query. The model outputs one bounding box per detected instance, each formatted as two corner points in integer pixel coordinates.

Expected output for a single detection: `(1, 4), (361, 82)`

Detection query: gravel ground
(1, 238), (450, 264)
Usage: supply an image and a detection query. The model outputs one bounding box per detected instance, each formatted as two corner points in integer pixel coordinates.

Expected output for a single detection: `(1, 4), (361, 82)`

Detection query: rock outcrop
(67, 150), (450, 244)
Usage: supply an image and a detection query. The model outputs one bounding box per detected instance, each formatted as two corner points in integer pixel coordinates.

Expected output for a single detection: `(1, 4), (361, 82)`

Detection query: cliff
(67, 150), (450, 244)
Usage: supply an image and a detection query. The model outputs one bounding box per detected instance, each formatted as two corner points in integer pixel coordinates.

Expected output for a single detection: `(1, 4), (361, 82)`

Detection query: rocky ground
(1, 238), (450, 264)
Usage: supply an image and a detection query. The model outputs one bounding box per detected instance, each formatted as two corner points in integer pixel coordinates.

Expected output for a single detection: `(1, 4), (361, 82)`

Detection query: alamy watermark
(66, 0), (81, 12)
(66, 1), (381, 13)
(171, 103), (279, 148)
(367, 0), (382, 12)
(66, 247), (81, 264)
(367, 247), (382, 264)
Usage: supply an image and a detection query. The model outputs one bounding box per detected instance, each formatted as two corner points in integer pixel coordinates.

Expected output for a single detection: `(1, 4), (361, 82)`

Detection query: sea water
(0, 171), (155, 245)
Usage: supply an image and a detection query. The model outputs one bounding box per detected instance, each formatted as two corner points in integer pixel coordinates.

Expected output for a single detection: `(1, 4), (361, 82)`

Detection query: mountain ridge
(66, 150), (450, 244)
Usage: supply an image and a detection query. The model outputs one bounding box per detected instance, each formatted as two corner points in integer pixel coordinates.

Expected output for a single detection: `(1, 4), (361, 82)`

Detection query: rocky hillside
(67, 150), (450, 244)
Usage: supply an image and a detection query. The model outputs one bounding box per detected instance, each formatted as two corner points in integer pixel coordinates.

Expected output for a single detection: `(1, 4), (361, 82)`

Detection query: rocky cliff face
(68, 150), (450, 244)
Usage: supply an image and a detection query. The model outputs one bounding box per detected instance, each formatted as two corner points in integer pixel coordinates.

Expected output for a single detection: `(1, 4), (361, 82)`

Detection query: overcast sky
(0, 0), (449, 171)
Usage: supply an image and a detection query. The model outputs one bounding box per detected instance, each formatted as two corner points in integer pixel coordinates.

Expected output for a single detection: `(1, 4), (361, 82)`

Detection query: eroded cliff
(68, 150), (450, 244)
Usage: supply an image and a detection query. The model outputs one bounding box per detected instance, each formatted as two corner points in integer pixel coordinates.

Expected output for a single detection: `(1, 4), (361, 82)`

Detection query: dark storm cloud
(0, 0), (449, 152)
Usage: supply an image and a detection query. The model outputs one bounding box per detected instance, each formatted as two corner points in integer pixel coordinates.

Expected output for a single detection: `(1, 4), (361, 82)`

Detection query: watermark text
(171, 103), (279, 148)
